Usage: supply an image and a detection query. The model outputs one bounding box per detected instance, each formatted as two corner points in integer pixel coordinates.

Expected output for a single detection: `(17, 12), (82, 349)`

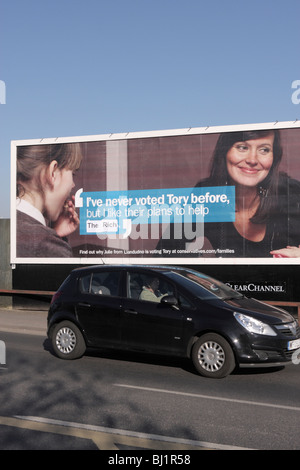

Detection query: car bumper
(233, 332), (300, 368)
(239, 360), (292, 368)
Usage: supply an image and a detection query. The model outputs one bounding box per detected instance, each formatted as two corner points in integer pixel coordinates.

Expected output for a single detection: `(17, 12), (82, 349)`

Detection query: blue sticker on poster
(78, 186), (235, 237)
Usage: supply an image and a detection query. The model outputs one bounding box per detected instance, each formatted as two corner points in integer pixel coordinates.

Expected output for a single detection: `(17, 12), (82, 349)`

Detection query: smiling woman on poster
(197, 129), (300, 257)
(16, 143), (82, 257)
(159, 129), (300, 258)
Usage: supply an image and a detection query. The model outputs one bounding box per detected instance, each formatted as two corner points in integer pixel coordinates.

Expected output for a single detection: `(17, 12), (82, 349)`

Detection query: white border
(10, 119), (300, 265)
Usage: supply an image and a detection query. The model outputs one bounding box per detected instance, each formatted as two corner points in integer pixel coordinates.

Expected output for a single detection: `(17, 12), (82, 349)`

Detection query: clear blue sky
(1, 0), (299, 218)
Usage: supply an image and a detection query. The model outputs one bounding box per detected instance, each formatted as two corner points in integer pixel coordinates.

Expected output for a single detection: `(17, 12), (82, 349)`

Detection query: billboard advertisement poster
(10, 120), (300, 265)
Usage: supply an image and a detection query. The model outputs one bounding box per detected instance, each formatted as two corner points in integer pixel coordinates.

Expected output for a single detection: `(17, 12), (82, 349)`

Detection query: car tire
(192, 333), (235, 378)
(52, 321), (86, 360)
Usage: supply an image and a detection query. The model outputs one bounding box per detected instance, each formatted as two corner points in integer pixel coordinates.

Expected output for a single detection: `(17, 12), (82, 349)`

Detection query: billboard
(10, 120), (300, 265)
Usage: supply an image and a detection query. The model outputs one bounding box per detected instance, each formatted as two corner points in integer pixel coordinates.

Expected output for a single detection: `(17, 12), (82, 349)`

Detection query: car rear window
(78, 271), (121, 297)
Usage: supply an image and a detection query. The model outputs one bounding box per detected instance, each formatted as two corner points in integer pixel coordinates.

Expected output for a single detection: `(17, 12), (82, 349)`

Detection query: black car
(47, 265), (300, 378)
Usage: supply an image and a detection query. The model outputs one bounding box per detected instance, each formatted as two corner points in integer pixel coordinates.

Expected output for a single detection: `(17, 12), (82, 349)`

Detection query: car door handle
(124, 309), (138, 315)
(78, 302), (91, 307)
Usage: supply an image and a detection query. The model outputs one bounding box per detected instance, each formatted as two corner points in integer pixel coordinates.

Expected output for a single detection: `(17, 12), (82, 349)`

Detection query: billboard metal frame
(11, 119), (300, 265)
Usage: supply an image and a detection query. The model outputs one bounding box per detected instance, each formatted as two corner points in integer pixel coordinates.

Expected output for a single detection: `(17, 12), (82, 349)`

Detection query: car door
(121, 270), (185, 354)
(76, 270), (122, 348)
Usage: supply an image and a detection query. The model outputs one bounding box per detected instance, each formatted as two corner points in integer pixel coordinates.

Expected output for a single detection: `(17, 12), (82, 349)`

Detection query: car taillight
(51, 291), (63, 304)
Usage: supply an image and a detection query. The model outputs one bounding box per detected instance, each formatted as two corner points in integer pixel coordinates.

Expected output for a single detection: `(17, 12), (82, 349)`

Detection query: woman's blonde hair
(17, 143), (82, 197)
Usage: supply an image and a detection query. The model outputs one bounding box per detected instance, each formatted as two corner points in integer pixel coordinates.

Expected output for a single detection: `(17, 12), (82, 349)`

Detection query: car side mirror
(161, 295), (179, 309)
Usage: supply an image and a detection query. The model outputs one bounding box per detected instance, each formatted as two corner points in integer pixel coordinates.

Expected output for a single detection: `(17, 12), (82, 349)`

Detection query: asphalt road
(0, 308), (300, 451)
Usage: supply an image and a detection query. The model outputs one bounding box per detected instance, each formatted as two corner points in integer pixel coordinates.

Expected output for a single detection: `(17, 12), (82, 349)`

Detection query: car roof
(71, 264), (190, 276)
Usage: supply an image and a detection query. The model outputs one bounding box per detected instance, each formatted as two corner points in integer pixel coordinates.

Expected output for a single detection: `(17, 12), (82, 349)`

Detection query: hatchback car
(47, 265), (300, 378)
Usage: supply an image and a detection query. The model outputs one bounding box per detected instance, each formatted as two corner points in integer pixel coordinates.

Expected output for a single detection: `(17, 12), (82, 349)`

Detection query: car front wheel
(52, 321), (86, 359)
(192, 333), (235, 378)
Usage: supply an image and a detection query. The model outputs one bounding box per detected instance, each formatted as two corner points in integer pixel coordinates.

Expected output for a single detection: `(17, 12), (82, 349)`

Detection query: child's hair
(17, 143), (82, 197)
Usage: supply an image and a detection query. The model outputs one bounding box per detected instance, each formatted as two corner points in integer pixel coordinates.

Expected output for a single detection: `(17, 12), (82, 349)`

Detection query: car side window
(79, 274), (91, 294)
(79, 271), (121, 297)
(127, 272), (175, 303)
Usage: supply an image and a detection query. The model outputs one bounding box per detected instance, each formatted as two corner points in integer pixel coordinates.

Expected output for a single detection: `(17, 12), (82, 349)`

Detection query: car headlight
(234, 313), (277, 336)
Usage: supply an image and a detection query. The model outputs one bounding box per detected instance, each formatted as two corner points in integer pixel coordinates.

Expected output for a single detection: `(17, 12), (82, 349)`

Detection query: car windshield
(169, 269), (243, 300)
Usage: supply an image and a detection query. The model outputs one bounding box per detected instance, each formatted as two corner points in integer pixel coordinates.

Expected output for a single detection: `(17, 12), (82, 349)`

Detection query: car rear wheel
(52, 321), (86, 359)
(192, 333), (235, 378)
